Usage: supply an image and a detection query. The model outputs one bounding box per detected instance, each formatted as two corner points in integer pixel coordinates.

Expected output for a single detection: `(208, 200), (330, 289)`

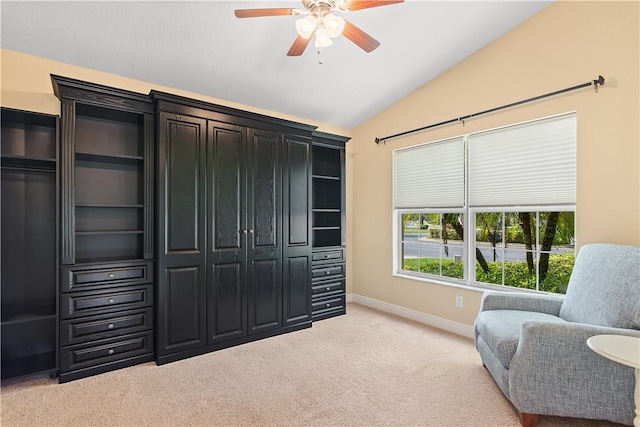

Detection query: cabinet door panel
(247, 130), (283, 333)
(284, 138), (311, 247)
(249, 130), (281, 249)
(166, 119), (202, 253)
(248, 259), (281, 334)
(208, 121), (247, 344)
(283, 255), (311, 326)
(208, 262), (245, 344)
(161, 266), (204, 352)
(157, 113), (206, 356)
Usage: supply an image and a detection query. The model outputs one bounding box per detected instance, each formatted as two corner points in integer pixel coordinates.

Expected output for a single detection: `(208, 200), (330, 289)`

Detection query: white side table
(587, 334), (640, 427)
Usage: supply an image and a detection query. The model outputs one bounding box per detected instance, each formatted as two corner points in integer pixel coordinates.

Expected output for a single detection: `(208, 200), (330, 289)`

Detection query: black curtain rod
(374, 75), (605, 145)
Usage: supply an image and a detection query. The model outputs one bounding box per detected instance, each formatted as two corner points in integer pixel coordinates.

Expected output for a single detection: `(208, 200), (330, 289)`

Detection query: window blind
(467, 113), (576, 207)
(393, 137), (464, 209)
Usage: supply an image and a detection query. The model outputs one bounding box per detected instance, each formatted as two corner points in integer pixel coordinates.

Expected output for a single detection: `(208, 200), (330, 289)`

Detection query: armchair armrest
(479, 290), (564, 316)
(509, 321), (640, 425)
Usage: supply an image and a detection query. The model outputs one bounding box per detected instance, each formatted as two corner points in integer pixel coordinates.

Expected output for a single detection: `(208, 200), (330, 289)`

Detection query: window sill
(393, 272), (552, 295)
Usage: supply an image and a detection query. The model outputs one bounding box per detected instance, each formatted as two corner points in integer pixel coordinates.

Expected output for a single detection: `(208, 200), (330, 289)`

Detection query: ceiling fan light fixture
(295, 15), (317, 39)
(324, 13), (345, 38)
(315, 27), (333, 48)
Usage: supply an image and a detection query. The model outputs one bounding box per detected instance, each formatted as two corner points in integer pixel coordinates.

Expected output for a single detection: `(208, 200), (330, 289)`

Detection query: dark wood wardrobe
(151, 92), (317, 363)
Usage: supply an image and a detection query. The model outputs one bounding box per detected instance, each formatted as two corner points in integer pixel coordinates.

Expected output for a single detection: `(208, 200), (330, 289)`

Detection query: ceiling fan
(234, 0), (404, 56)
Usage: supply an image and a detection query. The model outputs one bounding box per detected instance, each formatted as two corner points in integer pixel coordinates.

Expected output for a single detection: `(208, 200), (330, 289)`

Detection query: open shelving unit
(310, 132), (349, 321)
(1, 107), (59, 380)
(72, 103), (146, 264)
(312, 145), (344, 248)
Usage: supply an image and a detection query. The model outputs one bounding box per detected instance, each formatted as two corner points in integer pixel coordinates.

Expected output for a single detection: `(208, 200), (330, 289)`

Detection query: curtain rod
(374, 75), (605, 145)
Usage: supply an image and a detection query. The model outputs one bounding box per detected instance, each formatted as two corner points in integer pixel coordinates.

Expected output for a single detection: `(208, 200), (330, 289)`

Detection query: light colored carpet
(1, 303), (625, 427)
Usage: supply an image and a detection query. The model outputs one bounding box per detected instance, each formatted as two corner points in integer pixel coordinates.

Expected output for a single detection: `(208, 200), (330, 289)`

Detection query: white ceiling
(1, 1), (552, 129)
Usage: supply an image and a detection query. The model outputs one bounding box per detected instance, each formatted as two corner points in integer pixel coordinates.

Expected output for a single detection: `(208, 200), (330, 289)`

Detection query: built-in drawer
(312, 264), (345, 281)
(311, 280), (344, 299)
(61, 261), (153, 292)
(60, 307), (154, 346)
(59, 330), (153, 372)
(312, 295), (345, 314)
(61, 284), (153, 319)
(312, 249), (344, 264)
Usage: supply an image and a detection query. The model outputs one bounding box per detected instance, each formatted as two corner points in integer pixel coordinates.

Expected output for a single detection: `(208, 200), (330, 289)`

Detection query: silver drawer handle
(325, 303), (330, 307)
(108, 349), (115, 355)
(325, 255), (330, 258)
(108, 298), (114, 304)
(325, 271), (330, 275)
(326, 287), (331, 291)
(108, 273), (115, 279)
(108, 323), (114, 329)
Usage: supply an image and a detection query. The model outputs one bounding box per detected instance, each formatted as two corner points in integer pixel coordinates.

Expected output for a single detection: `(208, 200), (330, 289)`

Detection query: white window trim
(393, 112), (577, 294)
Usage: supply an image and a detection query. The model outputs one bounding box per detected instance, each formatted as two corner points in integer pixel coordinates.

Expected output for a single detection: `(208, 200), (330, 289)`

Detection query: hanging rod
(374, 75), (605, 144)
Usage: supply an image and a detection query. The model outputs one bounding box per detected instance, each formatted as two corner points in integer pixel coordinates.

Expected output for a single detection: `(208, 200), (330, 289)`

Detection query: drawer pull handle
(108, 298), (114, 304)
(108, 349), (115, 355)
(108, 273), (115, 279)
(108, 323), (114, 329)
(326, 287), (331, 291)
(325, 271), (330, 275)
(326, 303), (330, 307)
(325, 255), (330, 258)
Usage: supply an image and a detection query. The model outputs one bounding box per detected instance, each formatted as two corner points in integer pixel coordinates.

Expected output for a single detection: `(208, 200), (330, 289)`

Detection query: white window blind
(467, 113), (576, 207)
(393, 137), (464, 209)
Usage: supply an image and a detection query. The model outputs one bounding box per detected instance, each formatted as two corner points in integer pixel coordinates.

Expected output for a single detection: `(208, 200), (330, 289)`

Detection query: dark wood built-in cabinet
(152, 92), (315, 363)
(311, 132), (349, 320)
(1, 108), (59, 380)
(52, 75), (155, 382)
(0, 76), (348, 382)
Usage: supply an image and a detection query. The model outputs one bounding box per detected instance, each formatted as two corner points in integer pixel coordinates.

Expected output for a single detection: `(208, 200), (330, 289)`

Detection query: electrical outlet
(455, 295), (464, 308)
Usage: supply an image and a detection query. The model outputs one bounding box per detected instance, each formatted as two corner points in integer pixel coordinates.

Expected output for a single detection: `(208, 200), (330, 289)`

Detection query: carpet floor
(0, 303), (626, 426)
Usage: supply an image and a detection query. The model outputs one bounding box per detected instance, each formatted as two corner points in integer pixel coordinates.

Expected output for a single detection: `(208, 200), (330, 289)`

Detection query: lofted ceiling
(1, 1), (552, 129)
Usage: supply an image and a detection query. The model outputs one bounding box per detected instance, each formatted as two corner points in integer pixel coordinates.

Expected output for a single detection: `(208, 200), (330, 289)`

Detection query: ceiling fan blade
(234, 8), (298, 18)
(287, 34), (313, 56)
(342, 20), (380, 53)
(343, 0), (404, 12)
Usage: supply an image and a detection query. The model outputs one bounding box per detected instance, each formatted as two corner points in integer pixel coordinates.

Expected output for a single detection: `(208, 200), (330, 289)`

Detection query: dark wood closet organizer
(52, 76), (155, 383)
(0, 75), (348, 382)
(1, 108), (59, 380)
(311, 132), (348, 320)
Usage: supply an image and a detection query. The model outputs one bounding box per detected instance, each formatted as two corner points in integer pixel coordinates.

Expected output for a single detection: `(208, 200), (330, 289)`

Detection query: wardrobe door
(207, 121), (248, 344)
(247, 129), (283, 335)
(282, 136), (312, 327)
(156, 112), (207, 356)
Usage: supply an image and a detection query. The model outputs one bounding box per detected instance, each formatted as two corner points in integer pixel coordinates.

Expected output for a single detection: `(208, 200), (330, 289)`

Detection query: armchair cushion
(559, 243), (640, 328)
(476, 310), (566, 369)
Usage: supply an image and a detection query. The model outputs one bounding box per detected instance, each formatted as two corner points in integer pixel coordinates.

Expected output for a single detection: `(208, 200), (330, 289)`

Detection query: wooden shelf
(76, 151), (143, 164)
(312, 174), (340, 181)
(1, 314), (57, 326)
(76, 203), (143, 209)
(76, 230), (143, 236)
(312, 208), (341, 213)
(1, 351), (57, 380)
(1, 155), (56, 171)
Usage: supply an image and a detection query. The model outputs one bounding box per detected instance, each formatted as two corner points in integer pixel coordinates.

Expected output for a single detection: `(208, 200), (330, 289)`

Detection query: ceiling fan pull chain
(317, 49), (324, 65)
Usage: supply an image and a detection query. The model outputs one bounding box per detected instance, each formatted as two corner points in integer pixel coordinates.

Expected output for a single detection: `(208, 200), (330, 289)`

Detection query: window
(394, 113), (576, 294)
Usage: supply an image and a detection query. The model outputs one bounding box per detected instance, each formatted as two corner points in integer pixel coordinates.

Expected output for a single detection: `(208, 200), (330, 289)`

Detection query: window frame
(393, 113), (577, 294)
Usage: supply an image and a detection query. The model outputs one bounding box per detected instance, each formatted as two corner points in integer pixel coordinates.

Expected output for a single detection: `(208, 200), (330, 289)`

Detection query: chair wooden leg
(519, 412), (539, 427)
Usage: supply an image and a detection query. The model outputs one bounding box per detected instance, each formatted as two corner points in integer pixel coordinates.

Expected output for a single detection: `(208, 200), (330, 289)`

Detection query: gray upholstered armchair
(474, 243), (640, 427)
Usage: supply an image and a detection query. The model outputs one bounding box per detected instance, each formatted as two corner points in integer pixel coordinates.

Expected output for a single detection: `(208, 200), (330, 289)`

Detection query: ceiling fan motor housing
(302, 0), (344, 14)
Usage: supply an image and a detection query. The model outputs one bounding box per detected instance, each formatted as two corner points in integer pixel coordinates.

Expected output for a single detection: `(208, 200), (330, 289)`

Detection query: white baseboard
(346, 293), (474, 339)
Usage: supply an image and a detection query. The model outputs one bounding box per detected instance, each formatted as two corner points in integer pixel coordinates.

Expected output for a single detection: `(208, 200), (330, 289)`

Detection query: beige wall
(0, 48), (350, 137)
(348, 1), (640, 326)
